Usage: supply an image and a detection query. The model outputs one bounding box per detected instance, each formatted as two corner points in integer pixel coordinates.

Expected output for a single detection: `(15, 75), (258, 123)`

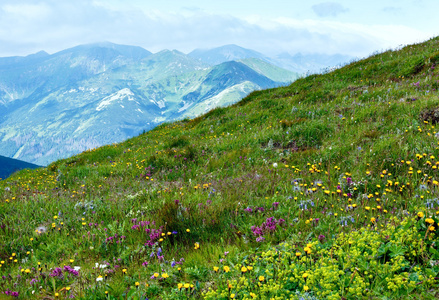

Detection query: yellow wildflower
(426, 218), (435, 224)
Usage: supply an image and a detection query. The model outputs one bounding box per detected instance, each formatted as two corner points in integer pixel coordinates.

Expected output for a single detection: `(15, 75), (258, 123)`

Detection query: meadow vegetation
(2, 37), (439, 299)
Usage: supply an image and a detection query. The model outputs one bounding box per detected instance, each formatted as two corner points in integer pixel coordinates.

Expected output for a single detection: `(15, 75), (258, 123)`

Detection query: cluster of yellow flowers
(204, 216), (437, 299)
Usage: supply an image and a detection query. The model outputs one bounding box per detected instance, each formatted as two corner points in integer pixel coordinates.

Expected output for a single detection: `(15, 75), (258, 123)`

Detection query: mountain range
(0, 43), (350, 166)
(189, 44), (352, 74)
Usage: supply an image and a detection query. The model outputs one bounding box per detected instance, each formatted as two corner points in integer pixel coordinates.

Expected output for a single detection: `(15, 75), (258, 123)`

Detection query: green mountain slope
(1, 37), (439, 299)
(0, 155), (40, 179)
(239, 58), (299, 83)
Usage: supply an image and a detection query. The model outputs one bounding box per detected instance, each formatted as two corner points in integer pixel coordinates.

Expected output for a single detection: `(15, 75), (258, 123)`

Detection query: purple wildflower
(49, 268), (63, 279)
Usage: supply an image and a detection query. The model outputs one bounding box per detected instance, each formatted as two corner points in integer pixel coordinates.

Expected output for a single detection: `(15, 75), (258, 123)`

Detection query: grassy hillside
(1, 37), (439, 299)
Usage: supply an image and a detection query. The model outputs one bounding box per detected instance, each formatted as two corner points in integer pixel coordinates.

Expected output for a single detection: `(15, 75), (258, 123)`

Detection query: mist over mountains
(189, 44), (352, 74)
(0, 43), (350, 166)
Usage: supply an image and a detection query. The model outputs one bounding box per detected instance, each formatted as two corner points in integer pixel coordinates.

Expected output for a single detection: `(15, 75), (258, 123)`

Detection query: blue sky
(0, 0), (437, 57)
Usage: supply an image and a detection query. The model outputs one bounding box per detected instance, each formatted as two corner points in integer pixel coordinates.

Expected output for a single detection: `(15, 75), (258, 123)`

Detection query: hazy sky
(0, 0), (437, 57)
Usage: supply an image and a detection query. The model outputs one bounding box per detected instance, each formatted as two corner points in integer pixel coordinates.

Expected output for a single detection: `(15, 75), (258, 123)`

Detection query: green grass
(2, 37), (439, 299)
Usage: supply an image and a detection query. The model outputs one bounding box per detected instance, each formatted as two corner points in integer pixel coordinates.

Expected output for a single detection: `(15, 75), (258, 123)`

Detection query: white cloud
(382, 6), (403, 14)
(3, 3), (51, 18)
(312, 2), (349, 17)
(242, 16), (434, 56)
(0, 0), (436, 58)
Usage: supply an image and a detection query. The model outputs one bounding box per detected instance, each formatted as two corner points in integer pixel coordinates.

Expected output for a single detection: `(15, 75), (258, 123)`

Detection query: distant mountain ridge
(189, 44), (268, 66)
(270, 52), (353, 74)
(0, 43), (350, 165)
(189, 44), (352, 74)
(0, 155), (40, 179)
(0, 50), (50, 67)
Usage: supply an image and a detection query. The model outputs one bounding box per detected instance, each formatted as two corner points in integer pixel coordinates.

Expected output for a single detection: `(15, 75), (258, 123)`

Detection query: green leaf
(429, 247), (439, 258)
(377, 243), (389, 257)
(409, 273), (420, 283)
(388, 244), (406, 258)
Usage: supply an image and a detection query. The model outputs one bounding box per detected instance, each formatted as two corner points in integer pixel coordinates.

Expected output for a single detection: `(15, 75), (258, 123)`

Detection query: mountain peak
(0, 50), (50, 67)
(155, 49), (186, 56)
(55, 42), (152, 60)
(29, 50), (50, 58)
(209, 44), (247, 51)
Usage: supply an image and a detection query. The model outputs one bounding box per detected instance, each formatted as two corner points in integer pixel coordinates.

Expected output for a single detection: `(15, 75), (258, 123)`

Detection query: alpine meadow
(3, 36), (439, 299)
